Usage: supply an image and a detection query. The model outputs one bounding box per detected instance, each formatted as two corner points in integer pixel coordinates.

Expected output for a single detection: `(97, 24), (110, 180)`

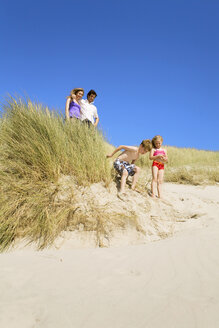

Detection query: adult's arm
(94, 117), (99, 127)
(93, 107), (99, 127)
(65, 98), (71, 121)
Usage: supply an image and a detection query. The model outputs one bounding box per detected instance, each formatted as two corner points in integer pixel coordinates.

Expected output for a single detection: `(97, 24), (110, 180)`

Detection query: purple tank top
(69, 101), (81, 118)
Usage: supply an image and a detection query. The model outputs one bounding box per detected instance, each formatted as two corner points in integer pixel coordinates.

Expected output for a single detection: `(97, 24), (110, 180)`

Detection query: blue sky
(1, 0), (219, 150)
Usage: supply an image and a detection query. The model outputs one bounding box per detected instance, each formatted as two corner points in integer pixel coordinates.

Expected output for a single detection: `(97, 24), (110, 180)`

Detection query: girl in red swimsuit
(149, 135), (168, 198)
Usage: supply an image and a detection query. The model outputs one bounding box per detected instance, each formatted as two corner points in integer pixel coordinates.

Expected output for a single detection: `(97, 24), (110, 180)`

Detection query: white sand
(0, 183), (219, 328)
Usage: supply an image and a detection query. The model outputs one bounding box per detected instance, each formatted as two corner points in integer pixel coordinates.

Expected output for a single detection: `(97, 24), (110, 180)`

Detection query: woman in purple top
(65, 88), (84, 121)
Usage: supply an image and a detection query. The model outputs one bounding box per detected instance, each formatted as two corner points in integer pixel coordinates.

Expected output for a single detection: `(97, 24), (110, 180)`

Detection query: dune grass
(136, 146), (219, 185)
(0, 97), (111, 185)
(0, 97), (112, 250)
(0, 96), (218, 251)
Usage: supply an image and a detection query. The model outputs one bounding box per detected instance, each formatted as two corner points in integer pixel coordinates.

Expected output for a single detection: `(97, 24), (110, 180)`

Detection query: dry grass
(0, 97), (218, 251)
(136, 146), (219, 185)
(0, 97), (112, 251)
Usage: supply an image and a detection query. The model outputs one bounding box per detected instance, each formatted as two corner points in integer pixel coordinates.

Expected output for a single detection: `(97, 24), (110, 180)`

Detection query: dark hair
(87, 89), (97, 98)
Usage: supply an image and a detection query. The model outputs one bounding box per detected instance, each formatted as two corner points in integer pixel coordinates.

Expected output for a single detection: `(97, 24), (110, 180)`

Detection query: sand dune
(0, 183), (219, 328)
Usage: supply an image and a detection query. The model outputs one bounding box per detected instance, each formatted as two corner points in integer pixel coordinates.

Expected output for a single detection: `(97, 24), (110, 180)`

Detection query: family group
(65, 88), (168, 199)
(65, 88), (99, 127)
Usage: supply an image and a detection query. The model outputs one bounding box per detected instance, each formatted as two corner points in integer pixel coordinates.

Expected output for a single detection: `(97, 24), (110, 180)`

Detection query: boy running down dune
(107, 140), (152, 196)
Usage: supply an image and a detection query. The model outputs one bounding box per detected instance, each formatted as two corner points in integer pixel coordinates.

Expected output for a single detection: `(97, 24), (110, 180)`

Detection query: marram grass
(0, 97), (112, 250)
(0, 97), (218, 251)
(136, 146), (219, 184)
(0, 97), (111, 184)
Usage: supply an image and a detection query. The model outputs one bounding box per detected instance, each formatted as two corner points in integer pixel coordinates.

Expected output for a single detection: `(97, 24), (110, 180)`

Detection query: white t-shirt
(80, 99), (98, 124)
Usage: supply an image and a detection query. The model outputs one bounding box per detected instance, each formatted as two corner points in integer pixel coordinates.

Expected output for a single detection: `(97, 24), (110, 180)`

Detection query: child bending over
(149, 135), (168, 198)
(107, 140), (152, 195)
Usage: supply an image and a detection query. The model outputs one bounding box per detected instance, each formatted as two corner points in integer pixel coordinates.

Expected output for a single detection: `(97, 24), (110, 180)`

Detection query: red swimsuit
(152, 149), (166, 170)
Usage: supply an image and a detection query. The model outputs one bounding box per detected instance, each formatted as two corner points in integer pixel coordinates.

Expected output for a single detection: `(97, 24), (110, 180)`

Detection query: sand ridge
(0, 183), (219, 328)
(52, 179), (219, 249)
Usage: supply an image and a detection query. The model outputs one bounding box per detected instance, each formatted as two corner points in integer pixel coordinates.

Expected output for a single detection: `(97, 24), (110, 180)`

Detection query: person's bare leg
(120, 169), (128, 193)
(157, 169), (164, 198)
(131, 166), (140, 190)
(151, 166), (158, 198)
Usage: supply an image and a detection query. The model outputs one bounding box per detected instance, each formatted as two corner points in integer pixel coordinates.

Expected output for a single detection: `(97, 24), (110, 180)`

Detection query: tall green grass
(0, 97), (111, 250)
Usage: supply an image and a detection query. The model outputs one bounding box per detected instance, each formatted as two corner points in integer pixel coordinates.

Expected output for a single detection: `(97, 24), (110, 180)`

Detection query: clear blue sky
(1, 0), (219, 150)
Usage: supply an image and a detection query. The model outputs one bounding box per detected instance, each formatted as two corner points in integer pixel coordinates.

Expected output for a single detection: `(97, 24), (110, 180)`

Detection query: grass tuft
(0, 97), (112, 250)
(136, 146), (219, 185)
(0, 96), (218, 251)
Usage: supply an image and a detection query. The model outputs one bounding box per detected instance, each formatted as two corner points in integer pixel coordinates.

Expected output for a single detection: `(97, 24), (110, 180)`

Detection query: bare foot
(131, 188), (141, 194)
(117, 191), (128, 200)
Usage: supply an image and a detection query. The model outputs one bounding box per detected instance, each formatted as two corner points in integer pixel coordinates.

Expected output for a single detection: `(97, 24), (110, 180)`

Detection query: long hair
(67, 88), (84, 100)
(152, 135), (163, 148)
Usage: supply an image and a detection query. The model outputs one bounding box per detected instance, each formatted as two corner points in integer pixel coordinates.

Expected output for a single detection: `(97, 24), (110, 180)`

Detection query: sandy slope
(0, 183), (219, 328)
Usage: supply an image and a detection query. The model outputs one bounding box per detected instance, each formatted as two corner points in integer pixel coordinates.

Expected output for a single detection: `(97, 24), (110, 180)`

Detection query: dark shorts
(113, 158), (136, 176)
(82, 119), (92, 127)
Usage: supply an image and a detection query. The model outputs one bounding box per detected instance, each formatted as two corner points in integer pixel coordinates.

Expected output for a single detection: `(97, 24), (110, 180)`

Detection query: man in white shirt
(80, 90), (99, 127)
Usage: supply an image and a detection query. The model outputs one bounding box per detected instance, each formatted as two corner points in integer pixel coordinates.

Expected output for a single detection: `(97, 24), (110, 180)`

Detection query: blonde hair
(152, 135), (163, 148)
(68, 88), (84, 100)
(140, 139), (152, 151)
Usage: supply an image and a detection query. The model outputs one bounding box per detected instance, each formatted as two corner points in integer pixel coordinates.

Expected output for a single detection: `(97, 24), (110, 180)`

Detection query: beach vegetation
(136, 146), (219, 185)
(0, 97), (112, 251)
(0, 96), (218, 251)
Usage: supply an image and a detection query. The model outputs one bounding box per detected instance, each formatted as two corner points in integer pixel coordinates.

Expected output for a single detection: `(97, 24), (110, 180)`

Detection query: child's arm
(149, 149), (163, 161)
(149, 149), (168, 163)
(158, 149), (168, 163)
(162, 150), (168, 163)
(106, 145), (136, 158)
